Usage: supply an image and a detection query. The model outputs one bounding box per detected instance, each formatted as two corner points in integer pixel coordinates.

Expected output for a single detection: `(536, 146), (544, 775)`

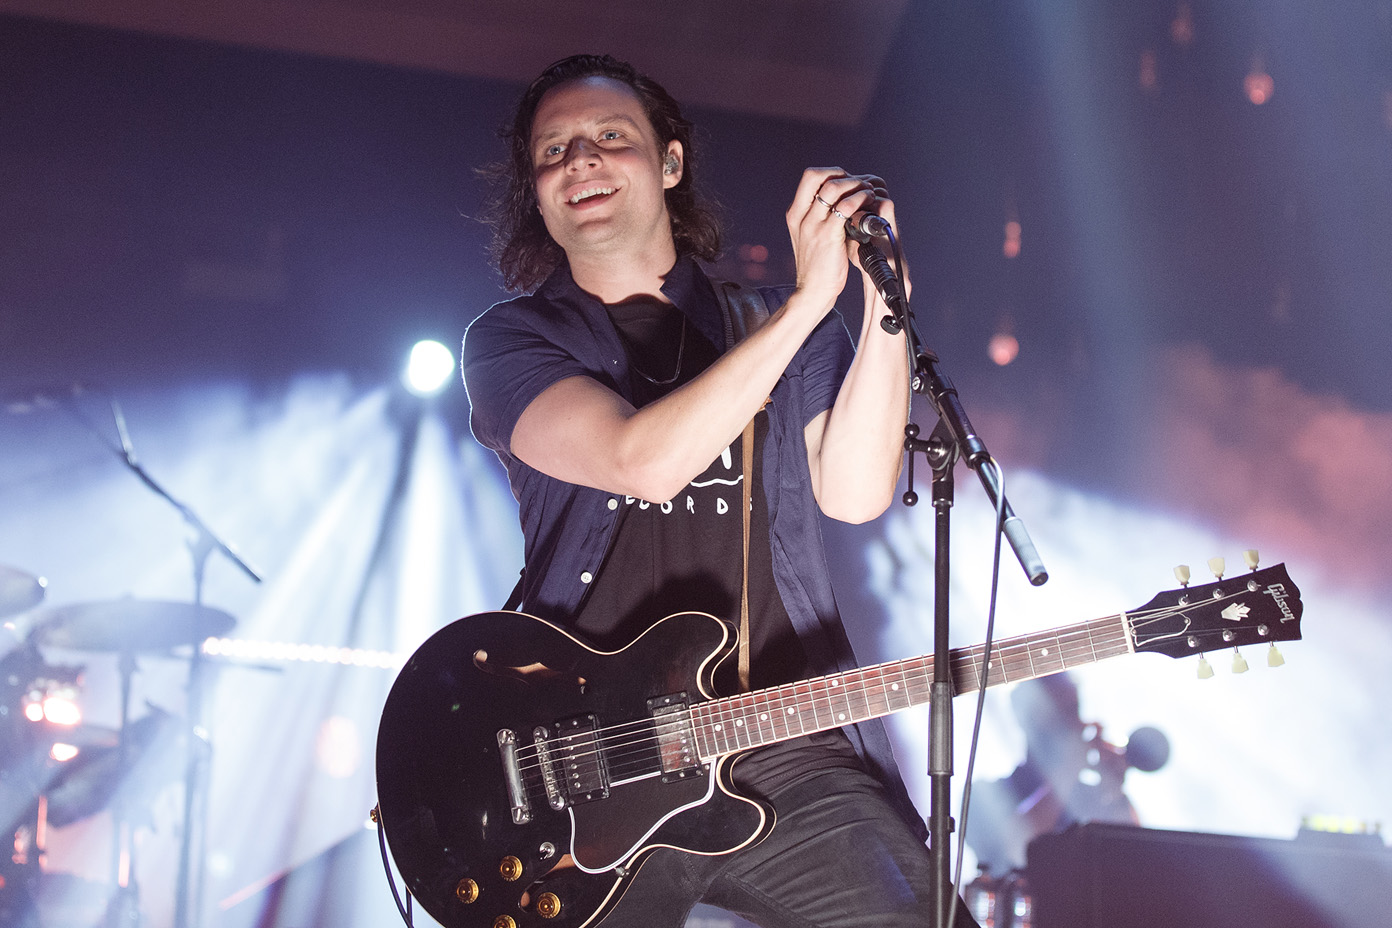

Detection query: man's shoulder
(464, 287), (578, 348)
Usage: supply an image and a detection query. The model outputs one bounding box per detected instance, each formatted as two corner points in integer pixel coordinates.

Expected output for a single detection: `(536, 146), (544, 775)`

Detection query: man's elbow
(818, 484), (895, 524)
(613, 447), (690, 505)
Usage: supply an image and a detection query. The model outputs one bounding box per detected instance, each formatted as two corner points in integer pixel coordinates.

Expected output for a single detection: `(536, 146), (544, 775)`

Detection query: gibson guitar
(375, 561), (1302, 928)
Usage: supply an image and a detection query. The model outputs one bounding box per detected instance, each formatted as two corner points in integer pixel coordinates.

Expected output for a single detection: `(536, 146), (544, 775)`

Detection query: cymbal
(0, 564), (46, 618)
(30, 600), (236, 653)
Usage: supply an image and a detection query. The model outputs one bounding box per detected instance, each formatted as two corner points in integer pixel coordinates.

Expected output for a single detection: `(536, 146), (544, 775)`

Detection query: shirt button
(580, 571), (593, 584)
(607, 498), (619, 511)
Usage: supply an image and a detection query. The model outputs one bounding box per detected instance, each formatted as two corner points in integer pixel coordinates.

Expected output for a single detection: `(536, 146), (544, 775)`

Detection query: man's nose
(564, 138), (600, 169)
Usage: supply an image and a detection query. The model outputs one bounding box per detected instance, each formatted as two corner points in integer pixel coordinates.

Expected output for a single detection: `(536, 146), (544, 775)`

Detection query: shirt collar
(537, 254), (726, 351)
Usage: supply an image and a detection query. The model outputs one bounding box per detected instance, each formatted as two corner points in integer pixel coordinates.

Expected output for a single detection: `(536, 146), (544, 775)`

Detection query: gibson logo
(1264, 583), (1296, 622)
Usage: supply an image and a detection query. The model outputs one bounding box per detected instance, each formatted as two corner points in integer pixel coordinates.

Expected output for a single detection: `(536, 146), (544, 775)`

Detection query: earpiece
(663, 154), (679, 176)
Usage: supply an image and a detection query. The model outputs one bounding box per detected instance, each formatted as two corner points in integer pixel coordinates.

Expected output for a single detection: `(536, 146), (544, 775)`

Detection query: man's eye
(545, 144), (565, 157)
(600, 130), (621, 141)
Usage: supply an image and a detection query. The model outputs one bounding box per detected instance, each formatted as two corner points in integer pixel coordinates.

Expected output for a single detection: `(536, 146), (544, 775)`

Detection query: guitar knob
(456, 878), (480, 904)
(1243, 549), (1260, 570)
(492, 917), (517, 928)
(536, 892), (563, 919)
(1173, 564), (1191, 587)
(1208, 557), (1225, 579)
(1231, 649), (1249, 674)
(499, 856), (523, 882)
(1196, 655), (1214, 679)
(1267, 643), (1285, 667)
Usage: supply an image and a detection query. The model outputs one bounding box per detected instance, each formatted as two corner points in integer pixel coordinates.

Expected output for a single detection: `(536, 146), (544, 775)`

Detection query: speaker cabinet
(1027, 823), (1392, 928)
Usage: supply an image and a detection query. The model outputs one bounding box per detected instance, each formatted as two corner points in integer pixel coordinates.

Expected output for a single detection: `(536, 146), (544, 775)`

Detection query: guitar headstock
(1125, 561), (1302, 673)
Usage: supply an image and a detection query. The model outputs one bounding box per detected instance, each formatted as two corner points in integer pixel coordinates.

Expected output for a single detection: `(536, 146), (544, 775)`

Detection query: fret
(824, 675), (853, 726)
(756, 692), (780, 747)
(861, 666), (891, 718)
(846, 668), (873, 722)
(730, 693), (754, 750)
(884, 662), (911, 713)
(795, 680), (820, 731)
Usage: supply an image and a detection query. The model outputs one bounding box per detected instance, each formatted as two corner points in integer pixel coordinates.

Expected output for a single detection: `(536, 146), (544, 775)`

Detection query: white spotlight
(404, 340), (456, 396)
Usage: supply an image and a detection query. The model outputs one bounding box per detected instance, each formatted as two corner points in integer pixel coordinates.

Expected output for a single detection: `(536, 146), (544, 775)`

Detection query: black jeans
(596, 767), (979, 928)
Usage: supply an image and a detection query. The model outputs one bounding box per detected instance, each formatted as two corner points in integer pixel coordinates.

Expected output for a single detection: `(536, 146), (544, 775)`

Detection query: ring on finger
(813, 193), (849, 222)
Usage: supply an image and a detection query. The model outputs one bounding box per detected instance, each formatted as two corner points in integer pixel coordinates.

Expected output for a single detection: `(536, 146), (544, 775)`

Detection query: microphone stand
(61, 391), (261, 928)
(859, 236), (1047, 928)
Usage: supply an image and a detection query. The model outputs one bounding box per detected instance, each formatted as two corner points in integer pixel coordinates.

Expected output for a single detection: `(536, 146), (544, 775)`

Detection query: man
(464, 53), (973, 927)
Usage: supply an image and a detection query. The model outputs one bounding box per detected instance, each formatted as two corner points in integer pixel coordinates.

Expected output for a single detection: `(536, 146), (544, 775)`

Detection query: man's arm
(510, 168), (880, 503)
(804, 197), (911, 524)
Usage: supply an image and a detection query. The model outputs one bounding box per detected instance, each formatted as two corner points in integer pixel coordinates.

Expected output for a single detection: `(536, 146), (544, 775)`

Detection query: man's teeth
(569, 187), (615, 204)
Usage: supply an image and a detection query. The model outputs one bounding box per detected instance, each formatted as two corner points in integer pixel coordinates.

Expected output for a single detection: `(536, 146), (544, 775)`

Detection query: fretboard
(689, 613), (1133, 761)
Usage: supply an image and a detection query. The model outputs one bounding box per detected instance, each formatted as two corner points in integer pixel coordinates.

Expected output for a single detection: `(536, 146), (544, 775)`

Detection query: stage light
(1245, 60), (1274, 105)
(1003, 220), (1022, 259)
(403, 339), (455, 396)
(42, 694), (82, 726)
(989, 332), (1020, 366)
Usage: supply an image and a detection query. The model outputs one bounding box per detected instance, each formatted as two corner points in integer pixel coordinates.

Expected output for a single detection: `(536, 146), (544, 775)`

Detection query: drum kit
(1, 564), (235, 928)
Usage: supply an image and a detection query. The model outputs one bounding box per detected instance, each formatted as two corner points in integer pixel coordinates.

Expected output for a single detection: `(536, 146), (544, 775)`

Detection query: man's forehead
(530, 77), (649, 140)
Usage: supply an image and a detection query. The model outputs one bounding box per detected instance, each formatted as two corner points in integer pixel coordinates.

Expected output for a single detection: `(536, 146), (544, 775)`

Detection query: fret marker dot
(760, 713), (768, 721)
(831, 679), (840, 687)
(715, 724), (723, 731)
(786, 708), (795, 715)
(736, 720), (744, 727)
(1040, 648), (1050, 656)
(837, 713), (847, 721)
(891, 683), (900, 691)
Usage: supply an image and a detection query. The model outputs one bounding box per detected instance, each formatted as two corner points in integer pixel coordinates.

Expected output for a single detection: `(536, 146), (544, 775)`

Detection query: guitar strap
(711, 278), (771, 693)
(739, 415), (755, 691)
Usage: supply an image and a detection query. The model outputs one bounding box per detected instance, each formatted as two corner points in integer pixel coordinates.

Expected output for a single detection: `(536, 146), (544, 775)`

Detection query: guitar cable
(373, 804), (415, 927)
(945, 458), (1008, 928)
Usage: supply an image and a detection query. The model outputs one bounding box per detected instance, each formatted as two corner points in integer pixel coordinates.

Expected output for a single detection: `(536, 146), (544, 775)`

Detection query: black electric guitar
(375, 562), (1302, 928)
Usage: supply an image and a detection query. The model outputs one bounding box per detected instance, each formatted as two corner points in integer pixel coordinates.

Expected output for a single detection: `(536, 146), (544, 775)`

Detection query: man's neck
(566, 236), (679, 306)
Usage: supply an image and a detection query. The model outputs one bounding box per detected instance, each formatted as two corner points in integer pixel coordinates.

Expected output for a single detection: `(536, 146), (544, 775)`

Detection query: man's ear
(662, 141), (684, 188)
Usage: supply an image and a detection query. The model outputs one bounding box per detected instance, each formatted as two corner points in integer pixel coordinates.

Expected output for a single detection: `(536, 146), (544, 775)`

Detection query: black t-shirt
(575, 298), (859, 798)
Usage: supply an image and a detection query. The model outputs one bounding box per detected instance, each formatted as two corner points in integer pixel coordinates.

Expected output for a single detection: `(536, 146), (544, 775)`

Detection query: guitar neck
(691, 613), (1132, 761)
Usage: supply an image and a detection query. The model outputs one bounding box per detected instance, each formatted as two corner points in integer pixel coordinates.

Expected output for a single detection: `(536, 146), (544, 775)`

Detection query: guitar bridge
(497, 729), (531, 824)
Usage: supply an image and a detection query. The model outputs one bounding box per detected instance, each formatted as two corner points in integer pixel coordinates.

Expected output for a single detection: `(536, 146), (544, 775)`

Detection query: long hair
(483, 54), (722, 292)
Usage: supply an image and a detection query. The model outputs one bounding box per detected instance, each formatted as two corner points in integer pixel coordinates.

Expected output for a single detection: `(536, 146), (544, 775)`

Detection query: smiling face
(529, 76), (683, 268)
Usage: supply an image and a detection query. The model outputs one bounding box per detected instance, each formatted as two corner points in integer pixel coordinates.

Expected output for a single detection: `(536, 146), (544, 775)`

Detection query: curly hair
(483, 54), (722, 292)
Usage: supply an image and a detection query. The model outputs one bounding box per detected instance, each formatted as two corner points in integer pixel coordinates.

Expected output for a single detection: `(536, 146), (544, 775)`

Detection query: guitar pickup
(549, 714), (609, 805)
(648, 693), (703, 782)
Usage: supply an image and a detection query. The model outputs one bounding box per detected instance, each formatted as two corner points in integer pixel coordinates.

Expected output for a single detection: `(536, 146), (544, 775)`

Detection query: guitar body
(375, 611), (769, 928)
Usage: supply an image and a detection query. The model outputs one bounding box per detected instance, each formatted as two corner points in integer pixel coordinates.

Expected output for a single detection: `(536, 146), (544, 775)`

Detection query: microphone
(3, 382), (86, 414)
(845, 212), (906, 319)
(844, 211), (891, 244)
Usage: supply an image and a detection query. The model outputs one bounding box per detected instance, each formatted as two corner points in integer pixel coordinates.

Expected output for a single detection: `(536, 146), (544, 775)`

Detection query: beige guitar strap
(739, 414), (755, 692)
(711, 278), (771, 694)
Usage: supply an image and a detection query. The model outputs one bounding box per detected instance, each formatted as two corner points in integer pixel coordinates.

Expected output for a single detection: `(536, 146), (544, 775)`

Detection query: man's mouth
(568, 186), (616, 205)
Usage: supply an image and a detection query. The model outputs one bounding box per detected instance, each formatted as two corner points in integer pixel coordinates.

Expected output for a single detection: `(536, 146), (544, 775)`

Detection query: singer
(459, 54), (974, 927)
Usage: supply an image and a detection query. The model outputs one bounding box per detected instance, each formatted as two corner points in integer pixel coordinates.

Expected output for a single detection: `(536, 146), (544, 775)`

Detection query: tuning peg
(1243, 549), (1260, 570)
(1267, 643), (1285, 667)
(1196, 655), (1214, 679)
(1231, 648), (1249, 674)
(1208, 557), (1226, 580)
(1174, 564), (1191, 587)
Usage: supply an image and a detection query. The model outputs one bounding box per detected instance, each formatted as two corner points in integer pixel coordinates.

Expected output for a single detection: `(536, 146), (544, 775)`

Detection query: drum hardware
(15, 386), (258, 928)
(0, 565), (46, 620)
